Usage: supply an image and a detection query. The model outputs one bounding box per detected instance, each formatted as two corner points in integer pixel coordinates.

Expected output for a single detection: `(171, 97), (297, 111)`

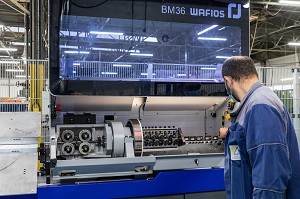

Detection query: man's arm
(245, 104), (292, 199)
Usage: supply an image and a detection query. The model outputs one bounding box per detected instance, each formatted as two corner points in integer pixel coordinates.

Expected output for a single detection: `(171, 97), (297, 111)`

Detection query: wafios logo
(189, 3), (242, 19)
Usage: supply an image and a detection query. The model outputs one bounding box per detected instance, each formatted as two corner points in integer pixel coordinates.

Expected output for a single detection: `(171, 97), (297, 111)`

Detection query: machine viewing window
(59, 15), (241, 83)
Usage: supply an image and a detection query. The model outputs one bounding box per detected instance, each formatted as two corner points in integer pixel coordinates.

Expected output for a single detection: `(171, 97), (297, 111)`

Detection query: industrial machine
(49, 96), (228, 185)
(0, 0), (249, 198)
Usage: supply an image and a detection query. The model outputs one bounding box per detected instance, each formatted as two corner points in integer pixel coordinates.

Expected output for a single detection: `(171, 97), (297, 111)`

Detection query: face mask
(225, 81), (240, 102)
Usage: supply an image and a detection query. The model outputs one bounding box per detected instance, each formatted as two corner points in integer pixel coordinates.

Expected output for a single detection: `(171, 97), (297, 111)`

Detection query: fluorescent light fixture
(0, 24), (3, 28)
(141, 73), (156, 76)
(281, 78), (293, 81)
(73, 71), (76, 73)
(101, 72), (118, 75)
(201, 68), (217, 70)
(198, 37), (227, 41)
(218, 27), (226, 31)
(201, 67), (217, 70)
(15, 75), (30, 78)
(91, 47), (140, 53)
(288, 42), (300, 46)
(216, 56), (231, 59)
(113, 64), (132, 67)
(279, 0), (300, 5)
(0, 55), (10, 58)
(64, 51), (90, 54)
(59, 45), (78, 49)
(6, 69), (24, 72)
(243, 2), (250, 8)
(73, 63), (80, 66)
(90, 31), (124, 35)
(197, 25), (218, 35)
(0, 61), (20, 64)
(177, 74), (187, 77)
(11, 42), (26, 46)
(0, 48), (17, 51)
(130, 53), (153, 57)
(143, 37), (158, 42)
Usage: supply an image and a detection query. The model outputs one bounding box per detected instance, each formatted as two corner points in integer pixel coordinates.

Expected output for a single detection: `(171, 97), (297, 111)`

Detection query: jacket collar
(230, 81), (264, 118)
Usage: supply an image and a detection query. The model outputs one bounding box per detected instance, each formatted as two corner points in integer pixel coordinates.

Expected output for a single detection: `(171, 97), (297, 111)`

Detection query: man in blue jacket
(219, 56), (300, 199)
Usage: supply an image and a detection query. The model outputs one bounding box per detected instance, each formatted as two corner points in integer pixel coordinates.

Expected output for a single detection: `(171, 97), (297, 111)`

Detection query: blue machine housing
(1, 169), (224, 199)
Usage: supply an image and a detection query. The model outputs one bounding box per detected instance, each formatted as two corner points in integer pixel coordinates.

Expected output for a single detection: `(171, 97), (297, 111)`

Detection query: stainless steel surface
(0, 112), (40, 196)
(127, 119), (143, 156)
(144, 97), (227, 112)
(52, 156), (156, 181)
(154, 153), (224, 171)
(56, 95), (137, 112)
(0, 112), (40, 139)
(0, 144), (38, 153)
(0, 152), (38, 195)
(110, 122), (125, 157)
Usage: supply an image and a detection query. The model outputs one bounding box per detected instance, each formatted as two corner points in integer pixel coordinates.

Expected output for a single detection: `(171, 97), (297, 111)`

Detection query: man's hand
(219, 127), (228, 139)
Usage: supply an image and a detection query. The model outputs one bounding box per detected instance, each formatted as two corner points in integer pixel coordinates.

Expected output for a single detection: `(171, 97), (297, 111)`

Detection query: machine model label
(229, 145), (241, 161)
(161, 3), (241, 19)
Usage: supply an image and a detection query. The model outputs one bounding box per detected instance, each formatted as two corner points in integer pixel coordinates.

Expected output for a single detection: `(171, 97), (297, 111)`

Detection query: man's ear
(223, 76), (230, 82)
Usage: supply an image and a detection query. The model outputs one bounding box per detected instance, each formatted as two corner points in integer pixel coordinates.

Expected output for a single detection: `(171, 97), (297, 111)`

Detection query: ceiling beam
(9, 0), (29, 15)
(252, 1), (300, 8)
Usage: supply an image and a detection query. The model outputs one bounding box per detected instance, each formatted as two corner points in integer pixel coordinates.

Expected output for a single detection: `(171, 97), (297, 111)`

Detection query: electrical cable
(70, 0), (110, 9)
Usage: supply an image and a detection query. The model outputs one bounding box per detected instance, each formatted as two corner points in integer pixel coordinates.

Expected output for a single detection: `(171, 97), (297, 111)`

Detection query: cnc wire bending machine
(0, 0), (249, 198)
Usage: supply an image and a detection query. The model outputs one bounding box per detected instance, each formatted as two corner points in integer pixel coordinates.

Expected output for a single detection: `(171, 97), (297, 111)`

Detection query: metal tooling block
(0, 112), (40, 196)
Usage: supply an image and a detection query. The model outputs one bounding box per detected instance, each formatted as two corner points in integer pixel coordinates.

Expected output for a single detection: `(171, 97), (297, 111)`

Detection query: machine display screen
(51, 0), (249, 96)
(59, 16), (241, 83)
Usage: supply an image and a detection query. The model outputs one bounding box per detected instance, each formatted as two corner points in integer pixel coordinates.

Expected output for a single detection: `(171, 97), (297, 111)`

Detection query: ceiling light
(130, 53), (153, 57)
(177, 74), (187, 77)
(198, 37), (227, 41)
(216, 56), (231, 59)
(143, 37), (158, 42)
(0, 24), (4, 28)
(90, 31), (124, 35)
(0, 55), (10, 58)
(11, 42), (25, 46)
(91, 47), (140, 53)
(197, 25), (218, 35)
(0, 48), (17, 51)
(0, 61), (20, 64)
(243, 2), (250, 8)
(59, 45), (78, 49)
(6, 69), (24, 72)
(288, 42), (300, 46)
(218, 27), (226, 31)
(141, 73), (156, 76)
(73, 63), (80, 66)
(201, 67), (217, 70)
(15, 75), (30, 78)
(64, 51), (90, 54)
(101, 72), (118, 75)
(113, 64), (132, 67)
(281, 78), (293, 81)
(279, 0), (300, 5)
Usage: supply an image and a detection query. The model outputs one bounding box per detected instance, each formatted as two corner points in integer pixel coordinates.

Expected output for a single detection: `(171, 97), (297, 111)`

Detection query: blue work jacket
(225, 81), (300, 199)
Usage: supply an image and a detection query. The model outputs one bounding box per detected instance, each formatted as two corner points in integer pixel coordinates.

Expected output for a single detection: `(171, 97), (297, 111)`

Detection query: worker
(219, 56), (300, 199)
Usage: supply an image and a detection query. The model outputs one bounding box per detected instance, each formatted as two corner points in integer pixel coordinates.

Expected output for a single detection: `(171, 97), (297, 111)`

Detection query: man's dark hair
(222, 56), (258, 81)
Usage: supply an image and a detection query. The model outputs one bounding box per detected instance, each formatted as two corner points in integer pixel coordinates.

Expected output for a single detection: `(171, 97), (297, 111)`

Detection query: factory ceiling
(0, 0), (300, 63)
(250, 0), (300, 62)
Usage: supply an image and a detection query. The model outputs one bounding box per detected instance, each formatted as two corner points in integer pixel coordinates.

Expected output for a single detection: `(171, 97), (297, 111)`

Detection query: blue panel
(37, 169), (224, 199)
(0, 194), (36, 199)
